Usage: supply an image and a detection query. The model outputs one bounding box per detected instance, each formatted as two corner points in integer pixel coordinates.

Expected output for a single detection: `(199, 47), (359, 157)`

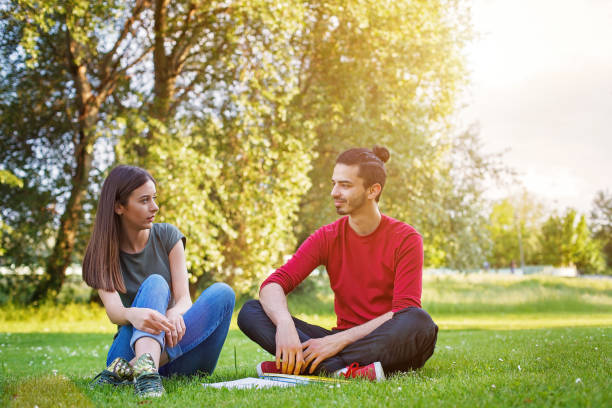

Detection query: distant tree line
(486, 190), (612, 275)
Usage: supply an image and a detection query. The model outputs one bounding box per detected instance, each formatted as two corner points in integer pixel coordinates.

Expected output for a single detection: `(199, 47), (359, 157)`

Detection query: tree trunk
(29, 2), (149, 302)
(31, 30), (98, 302)
(31, 133), (93, 301)
(152, 0), (176, 122)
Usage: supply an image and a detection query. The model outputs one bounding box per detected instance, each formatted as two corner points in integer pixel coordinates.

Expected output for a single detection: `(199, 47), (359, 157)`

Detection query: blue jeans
(106, 274), (235, 376)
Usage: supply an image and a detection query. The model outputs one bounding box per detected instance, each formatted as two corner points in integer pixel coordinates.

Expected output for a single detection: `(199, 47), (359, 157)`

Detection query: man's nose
(331, 185), (339, 197)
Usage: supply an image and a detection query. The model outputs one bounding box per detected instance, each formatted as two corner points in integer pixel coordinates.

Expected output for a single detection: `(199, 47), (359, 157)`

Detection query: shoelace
(135, 372), (163, 397)
(89, 370), (128, 388)
(110, 358), (133, 379)
(343, 362), (362, 379)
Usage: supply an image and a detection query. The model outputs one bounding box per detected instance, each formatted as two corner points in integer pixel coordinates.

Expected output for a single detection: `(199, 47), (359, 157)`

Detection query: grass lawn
(1, 274), (611, 407)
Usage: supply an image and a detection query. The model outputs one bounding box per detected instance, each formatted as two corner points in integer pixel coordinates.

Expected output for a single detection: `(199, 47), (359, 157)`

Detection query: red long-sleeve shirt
(261, 214), (423, 330)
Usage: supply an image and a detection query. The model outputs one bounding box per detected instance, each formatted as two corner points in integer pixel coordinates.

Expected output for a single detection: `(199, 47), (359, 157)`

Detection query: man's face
(331, 164), (368, 215)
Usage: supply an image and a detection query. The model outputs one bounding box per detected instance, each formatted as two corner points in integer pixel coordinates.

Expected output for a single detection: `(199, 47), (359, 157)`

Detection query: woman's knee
(208, 282), (236, 309)
(140, 274), (170, 295)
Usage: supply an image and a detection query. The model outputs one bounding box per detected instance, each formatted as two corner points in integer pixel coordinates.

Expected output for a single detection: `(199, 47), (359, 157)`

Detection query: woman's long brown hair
(82, 165), (155, 292)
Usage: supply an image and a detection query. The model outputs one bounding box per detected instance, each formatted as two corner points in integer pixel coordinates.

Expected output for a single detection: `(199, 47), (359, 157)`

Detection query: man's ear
(368, 183), (382, 200)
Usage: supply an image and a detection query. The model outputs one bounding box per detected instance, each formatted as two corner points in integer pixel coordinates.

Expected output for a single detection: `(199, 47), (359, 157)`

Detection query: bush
(0, 273), (92, 305)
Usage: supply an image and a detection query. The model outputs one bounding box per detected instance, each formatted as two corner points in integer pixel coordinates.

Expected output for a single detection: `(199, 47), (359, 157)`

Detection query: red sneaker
(340, 362), (385, 381)
(256, 361), (283, 376)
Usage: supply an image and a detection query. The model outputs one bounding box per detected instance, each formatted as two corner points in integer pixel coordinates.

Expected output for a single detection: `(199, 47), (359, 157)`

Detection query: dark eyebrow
(332, 178), (352, 184)
(138, 193), (156, 199)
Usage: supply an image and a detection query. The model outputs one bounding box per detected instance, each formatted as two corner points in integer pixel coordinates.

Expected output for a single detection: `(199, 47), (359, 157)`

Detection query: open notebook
(203, 374), (348, 390)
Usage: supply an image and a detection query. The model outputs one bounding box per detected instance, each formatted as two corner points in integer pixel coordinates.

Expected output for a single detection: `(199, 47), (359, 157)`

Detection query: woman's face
(115, 180), (158, 231)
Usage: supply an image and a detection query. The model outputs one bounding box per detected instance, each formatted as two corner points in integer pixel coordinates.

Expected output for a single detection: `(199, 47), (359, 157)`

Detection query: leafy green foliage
(0, 171), (22, 188)
(486, 192), (543, 268)
(0, 12), (72, 266)
(1, 0), (144, 300)
(0, 170), (23, 257)
(116, 0), (317, 293)
(590, 190), (612, 273)
(538, 209), (605, 274)
(289, 1), (497, 270)
(8, 0), (600, 298)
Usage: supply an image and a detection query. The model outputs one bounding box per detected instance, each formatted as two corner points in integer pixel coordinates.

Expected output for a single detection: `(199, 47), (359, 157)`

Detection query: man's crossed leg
(237, 299), (438, 377)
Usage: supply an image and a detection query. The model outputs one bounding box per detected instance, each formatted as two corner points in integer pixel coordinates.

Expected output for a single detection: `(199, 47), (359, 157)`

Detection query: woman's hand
(126, 307), (174, 335)
(165, 308), (186, 348)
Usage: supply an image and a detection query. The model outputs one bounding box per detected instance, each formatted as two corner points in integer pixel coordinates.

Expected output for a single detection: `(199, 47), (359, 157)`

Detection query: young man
(237, 146), (438, 381)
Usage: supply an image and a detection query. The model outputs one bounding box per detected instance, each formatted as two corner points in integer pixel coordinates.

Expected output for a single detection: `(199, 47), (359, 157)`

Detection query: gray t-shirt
(118, 223), (186, 308)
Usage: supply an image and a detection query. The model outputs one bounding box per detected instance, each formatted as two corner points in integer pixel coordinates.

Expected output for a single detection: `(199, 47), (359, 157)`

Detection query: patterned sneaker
(133, 353), (164, 398)
(256, 361), (283, 376)
(89, 357), (134, 388)
(336, 362), (385, 381)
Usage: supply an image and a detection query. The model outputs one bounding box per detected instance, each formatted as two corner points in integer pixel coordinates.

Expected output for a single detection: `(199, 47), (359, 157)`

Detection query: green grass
(1, 274), (611, 407)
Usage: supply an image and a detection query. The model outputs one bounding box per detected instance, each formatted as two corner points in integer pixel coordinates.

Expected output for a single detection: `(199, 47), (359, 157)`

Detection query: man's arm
(258, 227), (329, 375)
(301, 311), (393, 373)
(259, 283), (305, 375)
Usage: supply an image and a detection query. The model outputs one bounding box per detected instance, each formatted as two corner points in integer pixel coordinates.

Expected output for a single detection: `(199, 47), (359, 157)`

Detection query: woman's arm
(167, 239), (192, 314)
(98, 289), (173, 335)
(165, 239), (192, 346)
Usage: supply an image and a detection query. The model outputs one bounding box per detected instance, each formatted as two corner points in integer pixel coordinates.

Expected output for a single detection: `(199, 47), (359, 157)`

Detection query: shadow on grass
(4, 374), (94, 408)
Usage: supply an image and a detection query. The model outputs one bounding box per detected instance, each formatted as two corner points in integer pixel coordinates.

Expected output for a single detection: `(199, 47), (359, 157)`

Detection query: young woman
(83, 165), (235, 398)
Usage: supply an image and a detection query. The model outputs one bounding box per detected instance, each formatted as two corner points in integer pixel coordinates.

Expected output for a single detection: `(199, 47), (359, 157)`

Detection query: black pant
(237, 300), (439, 375)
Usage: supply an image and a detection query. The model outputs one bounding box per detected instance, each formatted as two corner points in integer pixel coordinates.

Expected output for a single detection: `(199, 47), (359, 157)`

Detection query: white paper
(202, 377), (297, 390)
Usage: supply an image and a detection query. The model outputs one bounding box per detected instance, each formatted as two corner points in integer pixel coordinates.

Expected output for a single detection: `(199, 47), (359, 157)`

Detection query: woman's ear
(114, 202), (124, 216)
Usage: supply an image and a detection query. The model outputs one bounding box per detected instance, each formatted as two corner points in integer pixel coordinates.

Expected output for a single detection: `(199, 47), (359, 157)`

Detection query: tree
(0, 169), (23, 257)
(0, 10), (77, 268)
(116, 0), (317, 294)
(590, 190), (612, 273)
(3, 0), (317, 297)
(4, 0), (152, 300)
(486, 191), (543, 269)
(2, 0), (486, 298)
(538, 209), (604, 274)
(286, 0), (496, 269)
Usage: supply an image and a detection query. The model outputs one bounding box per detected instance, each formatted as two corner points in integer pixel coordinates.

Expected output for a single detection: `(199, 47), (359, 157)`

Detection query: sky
(463, 0), (612, 214)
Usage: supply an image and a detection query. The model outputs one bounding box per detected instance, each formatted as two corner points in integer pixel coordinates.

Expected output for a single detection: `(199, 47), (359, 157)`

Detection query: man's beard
(334, 193), (366, 215)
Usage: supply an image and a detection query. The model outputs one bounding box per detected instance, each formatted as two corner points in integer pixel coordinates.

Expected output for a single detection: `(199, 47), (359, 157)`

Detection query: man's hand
(165, 308), (186, 348)
(302, 334), (347, 374)
(275, 320), (304, 375)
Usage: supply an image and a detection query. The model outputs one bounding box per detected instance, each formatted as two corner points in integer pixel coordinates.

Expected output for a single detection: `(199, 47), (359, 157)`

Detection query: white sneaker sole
(256, 362), (265, 377)
(373, 361), (385, 381)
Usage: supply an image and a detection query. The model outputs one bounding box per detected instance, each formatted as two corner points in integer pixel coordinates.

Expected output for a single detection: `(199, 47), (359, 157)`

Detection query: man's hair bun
(372, 146), (390, 163)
